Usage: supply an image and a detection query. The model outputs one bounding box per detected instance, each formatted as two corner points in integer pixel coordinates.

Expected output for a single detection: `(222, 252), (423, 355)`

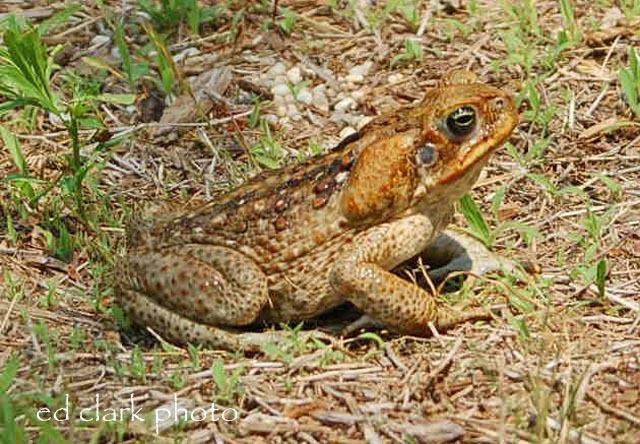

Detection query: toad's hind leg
(118, 245), (271, 349)
(120, 289), (289, 351)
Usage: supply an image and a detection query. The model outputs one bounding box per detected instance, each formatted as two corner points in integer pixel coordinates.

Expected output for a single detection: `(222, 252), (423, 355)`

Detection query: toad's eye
(417, 143), (437, 166)
(444, 106), (476, 139)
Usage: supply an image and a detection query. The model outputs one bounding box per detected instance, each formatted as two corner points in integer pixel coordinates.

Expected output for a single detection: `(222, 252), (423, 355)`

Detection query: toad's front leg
(330, 214), (494, 335)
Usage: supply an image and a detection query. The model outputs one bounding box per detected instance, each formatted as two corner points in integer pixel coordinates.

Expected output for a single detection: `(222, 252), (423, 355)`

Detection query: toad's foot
(421, 229), (517, 283)
(341, 304), (505, 337)
(340, 315), (384, 337)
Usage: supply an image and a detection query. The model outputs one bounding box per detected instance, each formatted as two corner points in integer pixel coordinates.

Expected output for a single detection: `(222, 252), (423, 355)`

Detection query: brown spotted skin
(117, 71), (519, 350)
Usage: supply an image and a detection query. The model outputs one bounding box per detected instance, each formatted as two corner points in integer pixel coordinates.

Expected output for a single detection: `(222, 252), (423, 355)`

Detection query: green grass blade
(114, 18), (135, 88)
(94, 93), (136, 105)
(0, 126), (28, 174)
(619, 69), (639, 115)
(0, 22), (59, 113)
(596, 259), (607, 299)
(0, 356), (19, 393)
(0, 98), (35, 114)
(459, 194), (492, 246)
(38, 4), (80, 36)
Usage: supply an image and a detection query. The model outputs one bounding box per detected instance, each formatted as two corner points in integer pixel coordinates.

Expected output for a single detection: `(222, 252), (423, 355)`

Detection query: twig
(586, 391), (640, 427)
(546, 417), (604, 444)
(109, 109), (254, 138)
(272, 0), (279, 24)
(416, 0), (438, 37)
(384, 343), (408, 373)
(0, 293), (20, 336)
(426, 335), (463, 382)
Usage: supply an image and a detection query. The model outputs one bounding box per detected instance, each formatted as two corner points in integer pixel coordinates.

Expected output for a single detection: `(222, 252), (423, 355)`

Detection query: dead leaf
(66, 255), (81, 281)
(579, 118), (639, 139)
(283, 401), (327, 419)
(152, 66), (233, 137)
(602, 7), (624, 29)
(576, 59), (614, 80)
(263, 31), (287, 51)
(624, 240), (640, 258)
(586, 26), (632, 46)
(137, 85), (165, 123)
(497, 203), (520, 221)
(389, 420), (465, 443)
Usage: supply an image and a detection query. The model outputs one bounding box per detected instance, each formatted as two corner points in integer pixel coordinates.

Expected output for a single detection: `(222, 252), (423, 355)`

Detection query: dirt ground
(1, 1), (639, 443)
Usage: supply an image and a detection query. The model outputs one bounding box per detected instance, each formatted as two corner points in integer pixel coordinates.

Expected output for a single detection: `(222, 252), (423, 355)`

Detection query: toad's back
(128, 106), (432, 273)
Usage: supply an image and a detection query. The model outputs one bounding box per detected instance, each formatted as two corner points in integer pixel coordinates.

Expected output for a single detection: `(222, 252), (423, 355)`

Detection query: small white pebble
(351, 90), (366, 102)
(286, 66), (302, 84)
(251, 35), (263, 46)
(297, 89), (313, 104)
(271, 84), (290, 96)
(312, 84), (327, 95)
(312, 94), (329, 112)
(356, 115), (374, 130)
(345, 73), (364, 84)
(279, 117), (291, 126)
(287, 103), (300, 117)
(110, 46), (121, 61)
(90, 35), (110, 47)
(335, 97), (356, 112)
(48, 112), (63, 126)
(335, 171), (349, 184)
(330, 111), (349, 124)
(300, 65), (316, 78)
(263, 114), (279, 125)
(275, 104), (288, 117)
(273, 75), (287, 85)
(267, 62), (287, 77)
(388, 73), (403, 83)
(602, 7), (624, 28)
(173, 47), (200, 63)
(349, 61), (373, 77)
(339, 126), (357, 140)
(262, 78), (274, 88)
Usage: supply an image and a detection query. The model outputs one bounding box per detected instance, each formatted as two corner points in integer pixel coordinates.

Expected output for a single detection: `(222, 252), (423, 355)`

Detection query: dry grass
(1, 0), (639, 442)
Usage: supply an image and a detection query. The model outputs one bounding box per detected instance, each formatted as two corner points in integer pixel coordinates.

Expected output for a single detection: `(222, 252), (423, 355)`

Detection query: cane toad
(117, 70), (518, 350)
